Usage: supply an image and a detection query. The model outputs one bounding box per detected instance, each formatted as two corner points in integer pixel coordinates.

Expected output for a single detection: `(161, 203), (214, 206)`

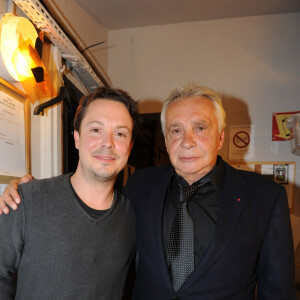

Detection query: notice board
(0, 78), (30, 183)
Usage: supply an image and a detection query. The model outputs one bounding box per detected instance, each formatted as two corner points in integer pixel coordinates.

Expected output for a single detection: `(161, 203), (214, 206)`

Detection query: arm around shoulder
(0, 174), (34, 215)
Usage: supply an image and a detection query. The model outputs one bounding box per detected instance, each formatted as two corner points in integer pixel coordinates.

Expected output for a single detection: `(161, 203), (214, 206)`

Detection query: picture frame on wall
(0, 77), (31, 184)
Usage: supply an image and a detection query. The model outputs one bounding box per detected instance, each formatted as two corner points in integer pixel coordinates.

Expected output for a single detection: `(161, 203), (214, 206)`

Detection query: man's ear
(74, 130), (80, 150)
(164, 137), (170, 154)
(129, 141), (134, 153)
(218, 130), (225, 150)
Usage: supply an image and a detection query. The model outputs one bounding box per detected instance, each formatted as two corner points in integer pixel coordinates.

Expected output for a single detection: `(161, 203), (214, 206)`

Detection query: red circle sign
(233, 131), (250, 148)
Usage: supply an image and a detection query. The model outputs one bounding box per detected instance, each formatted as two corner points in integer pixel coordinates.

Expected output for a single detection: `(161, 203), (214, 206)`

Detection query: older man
(0, 84), (296, 299)
(123, 84), (295, 299)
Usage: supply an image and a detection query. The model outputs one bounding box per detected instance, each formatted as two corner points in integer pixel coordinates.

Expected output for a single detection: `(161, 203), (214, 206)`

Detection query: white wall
(108, 13), (300, 214)
(30, 102), (62, 179)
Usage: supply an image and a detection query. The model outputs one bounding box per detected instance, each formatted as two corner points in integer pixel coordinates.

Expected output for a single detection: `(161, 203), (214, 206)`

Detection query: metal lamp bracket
(34, 86), (71, 116)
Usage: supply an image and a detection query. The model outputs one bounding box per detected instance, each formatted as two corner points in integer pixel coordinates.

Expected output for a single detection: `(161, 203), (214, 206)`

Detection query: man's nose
(181, 131), (196, 149)
(101, 132), (115, 149)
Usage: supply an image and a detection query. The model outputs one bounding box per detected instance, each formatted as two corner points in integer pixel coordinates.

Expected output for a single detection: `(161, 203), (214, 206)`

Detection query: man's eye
(196, 126), (206, 132)
(91, 128), (100, 133)
(171, 128), (182, 135)
(116, 132), (126, 137)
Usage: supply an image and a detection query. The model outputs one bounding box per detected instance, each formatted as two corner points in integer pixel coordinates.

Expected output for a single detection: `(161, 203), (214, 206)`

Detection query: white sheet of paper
(0, 91), (26, 177)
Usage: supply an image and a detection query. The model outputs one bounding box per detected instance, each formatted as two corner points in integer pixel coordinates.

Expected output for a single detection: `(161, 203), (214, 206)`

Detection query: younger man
(0, 87), (139, 299)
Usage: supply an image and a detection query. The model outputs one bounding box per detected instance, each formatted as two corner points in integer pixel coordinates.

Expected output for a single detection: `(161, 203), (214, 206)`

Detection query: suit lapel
(179, 164), (246, 292)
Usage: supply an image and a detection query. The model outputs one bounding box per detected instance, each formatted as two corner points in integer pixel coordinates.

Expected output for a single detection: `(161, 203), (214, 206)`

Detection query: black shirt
(69, 178), (109, 218)
(163, 156), (224, 267)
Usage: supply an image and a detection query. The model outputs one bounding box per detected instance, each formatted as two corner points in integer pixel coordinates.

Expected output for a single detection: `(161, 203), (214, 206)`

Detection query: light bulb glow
(12, 50), (33, 80)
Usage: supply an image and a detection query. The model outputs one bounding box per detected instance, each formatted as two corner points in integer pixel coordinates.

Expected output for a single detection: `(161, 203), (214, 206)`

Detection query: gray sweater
(0, 174), (136, 300)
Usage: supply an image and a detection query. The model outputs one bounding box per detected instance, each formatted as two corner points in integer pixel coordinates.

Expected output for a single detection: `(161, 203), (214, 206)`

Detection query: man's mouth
(179, 156), (198, 162)
(93, 151), (119, 162)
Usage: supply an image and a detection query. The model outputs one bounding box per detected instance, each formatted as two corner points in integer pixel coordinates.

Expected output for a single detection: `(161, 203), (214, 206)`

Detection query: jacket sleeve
(0, 195), (24, 299)
(257, 186), (296, 299)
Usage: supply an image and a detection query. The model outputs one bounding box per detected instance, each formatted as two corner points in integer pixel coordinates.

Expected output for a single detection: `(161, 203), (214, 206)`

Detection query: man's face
(164, 96), (224, 185)
(74, 99), (133, 183)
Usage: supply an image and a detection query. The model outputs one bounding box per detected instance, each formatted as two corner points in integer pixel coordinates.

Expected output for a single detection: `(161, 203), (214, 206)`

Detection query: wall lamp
(0, 13), (44, 83)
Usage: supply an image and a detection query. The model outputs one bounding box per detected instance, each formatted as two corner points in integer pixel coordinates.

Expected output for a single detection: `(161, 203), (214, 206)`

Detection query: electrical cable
(80, 41), (105, 53)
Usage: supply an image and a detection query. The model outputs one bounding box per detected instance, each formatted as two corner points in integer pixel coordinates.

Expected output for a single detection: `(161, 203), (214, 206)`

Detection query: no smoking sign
(229, 126), (254, 160)
(233, 131), (250, 148)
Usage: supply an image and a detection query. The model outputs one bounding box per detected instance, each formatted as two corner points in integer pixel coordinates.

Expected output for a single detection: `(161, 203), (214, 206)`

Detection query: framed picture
(0, 78), (31, 183)
(273, 164), (289, 184)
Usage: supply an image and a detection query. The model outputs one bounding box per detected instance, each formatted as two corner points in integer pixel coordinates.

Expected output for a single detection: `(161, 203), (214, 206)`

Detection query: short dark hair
(74, 87), (140, 140)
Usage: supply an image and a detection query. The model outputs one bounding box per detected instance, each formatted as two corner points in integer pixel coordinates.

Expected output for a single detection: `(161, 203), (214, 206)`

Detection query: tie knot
(175, 176), (209, 202)
(183, 184), (200, 202)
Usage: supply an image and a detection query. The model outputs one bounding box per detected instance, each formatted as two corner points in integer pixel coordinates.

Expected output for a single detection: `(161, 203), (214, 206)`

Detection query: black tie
(166, 179), (204, 292)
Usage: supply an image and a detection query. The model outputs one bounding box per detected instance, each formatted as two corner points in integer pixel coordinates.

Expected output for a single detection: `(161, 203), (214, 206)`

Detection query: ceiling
(74, 0), (300, 30)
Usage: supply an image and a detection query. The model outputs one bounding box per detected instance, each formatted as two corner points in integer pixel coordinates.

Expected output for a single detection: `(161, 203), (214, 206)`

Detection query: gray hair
(160, 83), (226, 136)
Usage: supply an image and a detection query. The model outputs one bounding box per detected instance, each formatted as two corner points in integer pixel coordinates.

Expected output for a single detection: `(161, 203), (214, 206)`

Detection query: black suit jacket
(123, 160), (296, 300)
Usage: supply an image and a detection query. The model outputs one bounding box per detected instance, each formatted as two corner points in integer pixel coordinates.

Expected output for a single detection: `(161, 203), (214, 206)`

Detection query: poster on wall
(0, 91), (26, 177)
(0, 78), (30, 183)
(272, 111), (300, 141)
(229, 125), (254, 161)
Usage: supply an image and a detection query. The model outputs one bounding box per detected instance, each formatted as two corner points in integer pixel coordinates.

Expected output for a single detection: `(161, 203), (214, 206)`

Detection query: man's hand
(0, 174), (34, 215)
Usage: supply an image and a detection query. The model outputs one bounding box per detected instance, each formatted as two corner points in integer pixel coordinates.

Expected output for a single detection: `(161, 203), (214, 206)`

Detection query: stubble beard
(87, 149), (123, 183)
(88, 165), (119, 183)
(79, 159), (119, 184)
